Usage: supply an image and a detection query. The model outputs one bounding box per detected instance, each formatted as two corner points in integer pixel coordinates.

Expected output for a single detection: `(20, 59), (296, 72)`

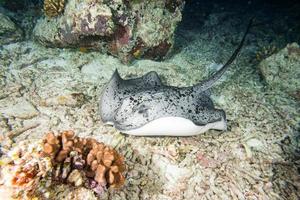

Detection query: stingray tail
(194, 18), (254, 92)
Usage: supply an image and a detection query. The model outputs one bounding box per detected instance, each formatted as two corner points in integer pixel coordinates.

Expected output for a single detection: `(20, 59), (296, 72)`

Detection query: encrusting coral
(0, 130), (125, 199)
(255, 45), (279, 62)
(43, 0), (65, 17)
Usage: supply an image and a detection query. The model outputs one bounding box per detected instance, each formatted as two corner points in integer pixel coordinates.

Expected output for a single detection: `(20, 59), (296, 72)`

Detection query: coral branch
(44, 0), (65, 17)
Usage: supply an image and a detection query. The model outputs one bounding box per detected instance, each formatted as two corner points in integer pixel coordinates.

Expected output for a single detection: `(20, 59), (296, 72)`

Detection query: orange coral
(42, 131), (60, 156)
(86, 141), (125, 188)
(11, 168), (37, 187)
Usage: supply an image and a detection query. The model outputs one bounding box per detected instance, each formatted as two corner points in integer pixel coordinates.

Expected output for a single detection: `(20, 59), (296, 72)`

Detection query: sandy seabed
(0, 10), (300, 200)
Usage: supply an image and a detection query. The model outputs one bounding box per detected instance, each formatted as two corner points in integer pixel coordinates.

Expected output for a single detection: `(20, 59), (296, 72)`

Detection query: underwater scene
(0, 0), (299, 199)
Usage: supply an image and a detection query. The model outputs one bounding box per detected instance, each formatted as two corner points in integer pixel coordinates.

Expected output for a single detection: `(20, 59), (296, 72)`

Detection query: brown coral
(44, 0), (65, 18)
(86, 141), (125, 188)
(42, 130), (126, 191)
(42, 131), (60, 157)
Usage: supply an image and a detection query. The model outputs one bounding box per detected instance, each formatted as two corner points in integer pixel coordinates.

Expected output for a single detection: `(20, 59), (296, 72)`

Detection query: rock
(0, 186), (15, 200)
(33, 0), (184, 63)
(246, 138), (264, 151)
(0, 12), (23, 45)
(259, 43), (300, 99)
(81, 61), (104, 82)
(41, 93), (85, 107)
(0, 99), (39, 119)
(152, 154), (192, 191)
(67, 169), (84, 187)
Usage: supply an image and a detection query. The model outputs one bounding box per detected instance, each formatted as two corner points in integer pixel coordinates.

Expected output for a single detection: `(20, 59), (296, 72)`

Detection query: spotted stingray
(99, 20), (252, 136)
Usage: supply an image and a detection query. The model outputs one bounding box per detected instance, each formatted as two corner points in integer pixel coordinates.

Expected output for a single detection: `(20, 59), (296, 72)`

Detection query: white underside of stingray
(117, 117), (226, 136)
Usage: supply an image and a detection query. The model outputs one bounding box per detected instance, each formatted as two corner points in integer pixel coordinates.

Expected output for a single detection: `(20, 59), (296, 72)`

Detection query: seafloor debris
(0, 131), (126, 199)
(0, 99), (39, 119)
(0, 139), (52, 198)
(44, 0), (65, 17)
(40, 92), (85, 107)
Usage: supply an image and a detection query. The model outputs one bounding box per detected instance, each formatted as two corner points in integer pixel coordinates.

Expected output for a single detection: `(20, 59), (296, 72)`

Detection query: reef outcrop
(0, 12), (23, 45)
(258, 43), (300, 100)
(33, 0), (184, 63)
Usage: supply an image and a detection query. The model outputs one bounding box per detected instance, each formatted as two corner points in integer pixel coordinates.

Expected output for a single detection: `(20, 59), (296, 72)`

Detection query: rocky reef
(0, 12), (23, 45)
(258, 43), (300, 100)
(33, 0), (184, 63)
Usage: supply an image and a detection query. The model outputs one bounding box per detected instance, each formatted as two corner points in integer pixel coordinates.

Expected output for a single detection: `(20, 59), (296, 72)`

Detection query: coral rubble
(44, 0), (65, 17)
(0, 131), (125, 199)
(33, 0), (184, 63)
(0, 139), (52, 198)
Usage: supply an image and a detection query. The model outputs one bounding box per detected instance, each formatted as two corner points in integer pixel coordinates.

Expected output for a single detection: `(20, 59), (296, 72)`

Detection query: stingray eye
(138, 109), (146, 114)
(137, 104), (149, 115)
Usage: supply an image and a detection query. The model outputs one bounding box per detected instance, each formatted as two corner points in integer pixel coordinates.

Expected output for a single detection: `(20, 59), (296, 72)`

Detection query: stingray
(99, 19), (253, 136)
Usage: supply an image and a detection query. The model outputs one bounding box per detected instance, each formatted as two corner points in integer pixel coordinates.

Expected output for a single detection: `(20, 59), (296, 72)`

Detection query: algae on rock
(0, 12), (23, 45)
(259, 43), (300, 100)
(33, 0), (184, 63)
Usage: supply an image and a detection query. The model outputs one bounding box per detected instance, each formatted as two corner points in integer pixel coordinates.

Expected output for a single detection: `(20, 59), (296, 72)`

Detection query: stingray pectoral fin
(121, 116), (227, 136)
